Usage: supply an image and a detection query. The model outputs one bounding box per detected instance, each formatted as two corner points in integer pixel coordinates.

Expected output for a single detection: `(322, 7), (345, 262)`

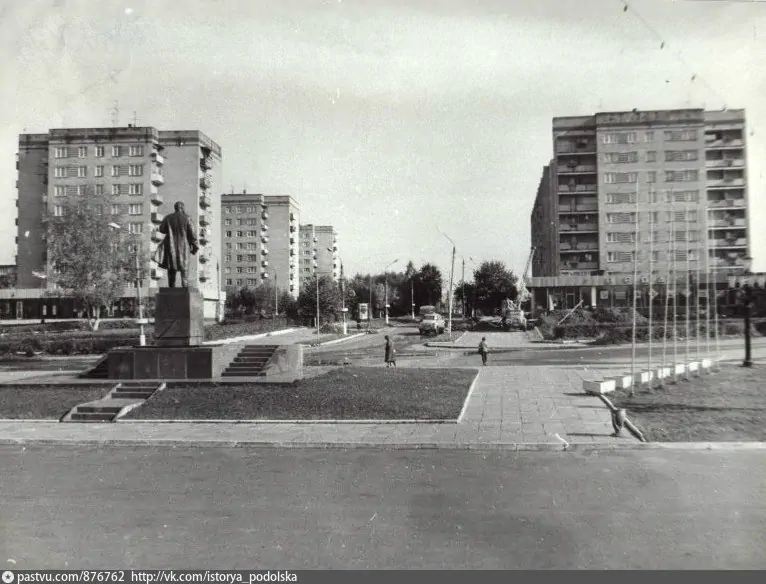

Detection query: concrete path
(0, 366), (627, 448)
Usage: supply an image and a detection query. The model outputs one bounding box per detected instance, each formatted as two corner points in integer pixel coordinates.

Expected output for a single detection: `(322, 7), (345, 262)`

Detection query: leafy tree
(454, 281), (477, 316)
(416, 263), (443, 307)
(473, 260), (518, 314)
(297, 275), (342, 324)
(46, 194), (139, 330)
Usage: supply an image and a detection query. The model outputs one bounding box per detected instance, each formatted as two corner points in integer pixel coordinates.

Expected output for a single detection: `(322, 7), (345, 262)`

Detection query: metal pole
(447, 245), (455, 337)
(411, 278), (415, 320)
(340, 260), (347, 335)
(316, 272), (320, 338)
(135, 237), (145, 346)
(369, 273), (372, 329)
(744, 286), (753, 367)
(461, 257), (465, 318)
(385, 275), (389, 325)
(648, 190), (655, 386)
(660, 202), (673, 388)
(630, 178), (640, 395)
(216, 260), (221, 323)
(684, 197), (691, 380)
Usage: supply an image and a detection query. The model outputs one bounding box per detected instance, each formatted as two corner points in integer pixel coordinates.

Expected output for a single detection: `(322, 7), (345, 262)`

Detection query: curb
(1, 438), (766, 451)
(308, 333), (367, 347)
(202, 328), (299, 346)
(116, 418), (456, 424)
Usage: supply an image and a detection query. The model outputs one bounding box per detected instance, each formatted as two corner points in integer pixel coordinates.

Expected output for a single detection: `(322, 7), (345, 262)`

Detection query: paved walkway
(0, 366), (629, 448)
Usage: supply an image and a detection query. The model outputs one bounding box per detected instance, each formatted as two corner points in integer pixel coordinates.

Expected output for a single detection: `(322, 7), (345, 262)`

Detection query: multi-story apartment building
(530, 108), (750, 310)
(13, 125), (223, 318)
(220, 193), (300, 298)
(298, 225), (339, 285)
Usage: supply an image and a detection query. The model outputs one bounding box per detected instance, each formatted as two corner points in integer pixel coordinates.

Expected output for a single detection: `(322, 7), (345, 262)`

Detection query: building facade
(220, 193), (301, 298)
(298, 225), (339, 285)
(530, 108), (750, 310)
(14, 126), (223, 318)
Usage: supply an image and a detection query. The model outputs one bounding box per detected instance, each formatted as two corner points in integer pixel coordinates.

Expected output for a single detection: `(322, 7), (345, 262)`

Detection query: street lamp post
(328, 248), (347, 335)
(439, 230), (456, 338)
(742, 256), (754, 368)
(383, 259), (398, 326)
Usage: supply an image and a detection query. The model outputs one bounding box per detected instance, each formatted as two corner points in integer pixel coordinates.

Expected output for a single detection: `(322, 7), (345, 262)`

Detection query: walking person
(478, 336), (489, 366)
(384, 335), (397, 368)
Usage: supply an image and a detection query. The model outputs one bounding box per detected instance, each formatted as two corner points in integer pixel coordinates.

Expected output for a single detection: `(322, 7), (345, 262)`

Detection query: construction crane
(518, 246), (536, 305)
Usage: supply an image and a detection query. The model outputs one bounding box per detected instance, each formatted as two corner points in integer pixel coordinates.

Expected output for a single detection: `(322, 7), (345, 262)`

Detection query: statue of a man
(158, 201), (199, 288)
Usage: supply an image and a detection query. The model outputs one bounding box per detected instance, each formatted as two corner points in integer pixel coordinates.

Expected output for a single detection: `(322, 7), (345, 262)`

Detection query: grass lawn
(0, 385), (110, 420)
(124, 367), (478, 421)
(610, 364), (766, 442)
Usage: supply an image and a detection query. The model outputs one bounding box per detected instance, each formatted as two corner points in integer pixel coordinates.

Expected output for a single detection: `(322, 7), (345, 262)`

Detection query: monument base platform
(107, 343), (243, 380)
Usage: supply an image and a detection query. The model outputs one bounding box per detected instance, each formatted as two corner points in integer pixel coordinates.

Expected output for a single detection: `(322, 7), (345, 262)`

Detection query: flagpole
(660, 189), (673, 388)
(630, 176), (641, 395)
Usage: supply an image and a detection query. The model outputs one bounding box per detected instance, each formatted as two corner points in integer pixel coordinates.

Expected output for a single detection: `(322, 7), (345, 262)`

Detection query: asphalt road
(1, 446), (764, 569)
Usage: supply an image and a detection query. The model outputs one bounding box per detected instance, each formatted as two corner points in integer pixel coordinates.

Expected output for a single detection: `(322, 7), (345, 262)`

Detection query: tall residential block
(15, 126), (223, 317)
(299, 225), (339, 285)
(531, 108), (750, 279)
(530, 108), (750, 309)
(220, 193), (301, 298)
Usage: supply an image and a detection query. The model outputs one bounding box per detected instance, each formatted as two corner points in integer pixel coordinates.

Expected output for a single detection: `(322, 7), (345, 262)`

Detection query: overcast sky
(1, 0), (764, 281)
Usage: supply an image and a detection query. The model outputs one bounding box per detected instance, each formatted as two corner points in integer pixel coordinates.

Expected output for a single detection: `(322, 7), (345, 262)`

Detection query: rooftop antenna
(230, 184), (234, 194)
(110, 101), (119, 127)
(131, 111), (139, 126)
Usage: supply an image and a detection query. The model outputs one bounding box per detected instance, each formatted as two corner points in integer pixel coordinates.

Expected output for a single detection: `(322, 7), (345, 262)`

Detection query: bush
(0, 333), (148, 356)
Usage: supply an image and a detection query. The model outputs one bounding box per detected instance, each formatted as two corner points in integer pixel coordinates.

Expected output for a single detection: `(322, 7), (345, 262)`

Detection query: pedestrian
(384, 335), (396, 368)
(478, 336), (489, 366)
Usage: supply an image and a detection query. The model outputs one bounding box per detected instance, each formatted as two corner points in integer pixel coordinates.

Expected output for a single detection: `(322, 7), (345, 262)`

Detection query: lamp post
(438, 230), (456, 337)
(741, 256), (753, 368)
(109, 222), (146, 347)
(383, 259), (398, 326)
(328, 249), (347, 335)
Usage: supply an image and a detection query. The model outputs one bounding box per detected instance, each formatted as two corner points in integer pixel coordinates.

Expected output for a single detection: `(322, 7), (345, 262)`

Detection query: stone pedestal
(154, 287), (204, 347)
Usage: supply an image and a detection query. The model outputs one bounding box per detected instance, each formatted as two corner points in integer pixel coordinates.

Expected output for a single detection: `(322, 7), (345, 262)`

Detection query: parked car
(419, 313), (446, 336)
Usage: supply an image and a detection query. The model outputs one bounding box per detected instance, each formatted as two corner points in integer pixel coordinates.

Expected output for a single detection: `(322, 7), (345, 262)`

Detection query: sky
(1, 0), (765, 283)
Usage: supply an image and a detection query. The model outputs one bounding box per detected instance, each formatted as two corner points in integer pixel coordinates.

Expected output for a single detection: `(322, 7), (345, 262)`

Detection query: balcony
(559, 205), (598, 214)
(261, 236), (268, 244)
(555, 141), (597, 155)
(557, 164), (597, 175)
(199, 228), (210, 245)
(261, 248), (268, 255)
(199, 269), (210, 282)
(289, 237), (295, 244)
(558, 183), (597, 194)
(150, 212), (163, 224)
(709, 218), (746, 229)
(289, 225), (296, 232)
(711, 238), (747, 248)
(707, 198), (746, 208)
(706, 138), (745, 149)
(151, 151), (164, 165)
(261, 212), (268, 220)
(199, 175), (211, 190)
(151, 268), (162, 280)
(151, 171), (165, 186)
(706, 158), (745, 168)
(562, 262), (599, 271)
(200, 194), (211, 208)
(198, 251), (209, 263)
(559, 223), (598, 233)
(200, 156), (212, 171)
(261, 224), (268, 231)
(560, 241), (599, 251)
(199, 214), (209, 226)
(150, 189), (163, 206)
(151, 229), (163, 242)
(261, 260), (269, 267)
(707, 177), (745, 188)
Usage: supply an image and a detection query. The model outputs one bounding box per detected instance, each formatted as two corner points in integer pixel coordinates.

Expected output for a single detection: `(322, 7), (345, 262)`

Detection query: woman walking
(384, 335), (397, 368)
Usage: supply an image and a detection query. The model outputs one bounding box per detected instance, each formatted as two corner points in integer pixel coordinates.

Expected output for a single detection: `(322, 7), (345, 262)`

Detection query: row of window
(603, 170), (699, 184)
(54, 183), (144, 196)
(224, 218), (263, 226)
(225, 278), (295, 289)
(224, 242), (258, 251)
(52, 204), (144, 217)
(223, 205), (267, 214)
(606, 250), (700, 262)
(600, 130), (699, 145)
(224, 230), (264, 238)
(606, 211), (699, 223)
(53, 145), (145, 159)
(54, 164), (146, 178)
(605, 190), (700, 204)
(605, 230), (700, 243)
(603, 150), (699, 164)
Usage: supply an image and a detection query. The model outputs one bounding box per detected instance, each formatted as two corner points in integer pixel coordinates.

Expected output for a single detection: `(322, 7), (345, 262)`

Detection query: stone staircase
(221, 344), (278, 377)
(62, 382), (165, 423)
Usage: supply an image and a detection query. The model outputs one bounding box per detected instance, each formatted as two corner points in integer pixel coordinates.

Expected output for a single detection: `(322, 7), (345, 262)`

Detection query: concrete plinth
(107, 343), (244, 380)
(154, 287), (204, 347)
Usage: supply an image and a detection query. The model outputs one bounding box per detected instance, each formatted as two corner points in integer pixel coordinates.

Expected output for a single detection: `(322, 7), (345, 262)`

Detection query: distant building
(299, 225), (339, 284)
(220, 192), (301, 298)
(529, 108), (750, 310)
(12, 125), (223, 318)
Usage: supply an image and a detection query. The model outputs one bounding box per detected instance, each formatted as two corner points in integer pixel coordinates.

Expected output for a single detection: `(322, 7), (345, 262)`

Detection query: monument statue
(158, 201), (199, 288)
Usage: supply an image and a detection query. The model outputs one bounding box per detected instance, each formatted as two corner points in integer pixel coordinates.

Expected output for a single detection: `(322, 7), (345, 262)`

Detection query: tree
(473, 260), (518, 314)
(454, 280), (477, 316)
(416, 263), (443, 307)
(297, 275), (343, 324)
(46, 194), (138, 330)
